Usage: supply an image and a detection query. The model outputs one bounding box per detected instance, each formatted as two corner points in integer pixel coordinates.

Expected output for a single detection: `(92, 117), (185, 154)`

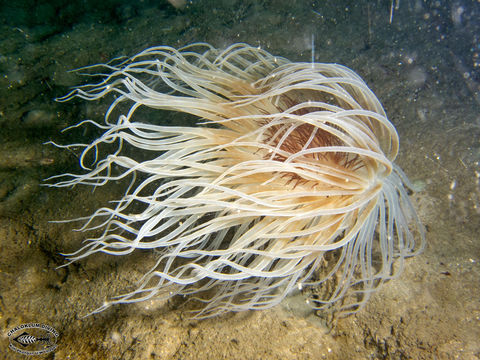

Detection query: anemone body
(50, 43), (425, 317)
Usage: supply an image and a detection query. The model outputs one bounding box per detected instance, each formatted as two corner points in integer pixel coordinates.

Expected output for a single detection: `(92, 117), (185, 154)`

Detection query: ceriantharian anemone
(48, 43), (425, 318)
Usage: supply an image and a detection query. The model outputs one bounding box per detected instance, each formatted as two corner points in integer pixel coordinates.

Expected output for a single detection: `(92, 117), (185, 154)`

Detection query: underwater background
(0, 0), (479, 359)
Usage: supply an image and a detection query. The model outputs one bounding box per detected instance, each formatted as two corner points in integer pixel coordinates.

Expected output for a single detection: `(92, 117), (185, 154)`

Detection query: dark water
(0, 1), (479, 359)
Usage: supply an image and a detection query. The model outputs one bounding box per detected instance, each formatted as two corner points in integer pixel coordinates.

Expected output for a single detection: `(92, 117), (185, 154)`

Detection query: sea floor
(0, 1), (479, 359)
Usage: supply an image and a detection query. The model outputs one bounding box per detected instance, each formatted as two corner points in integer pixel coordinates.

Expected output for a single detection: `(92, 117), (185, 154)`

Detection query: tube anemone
(48, 43), (425, 318)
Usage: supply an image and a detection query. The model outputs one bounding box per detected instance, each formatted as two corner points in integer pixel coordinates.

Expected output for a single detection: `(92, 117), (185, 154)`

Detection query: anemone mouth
(48, 43), (425, 318)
